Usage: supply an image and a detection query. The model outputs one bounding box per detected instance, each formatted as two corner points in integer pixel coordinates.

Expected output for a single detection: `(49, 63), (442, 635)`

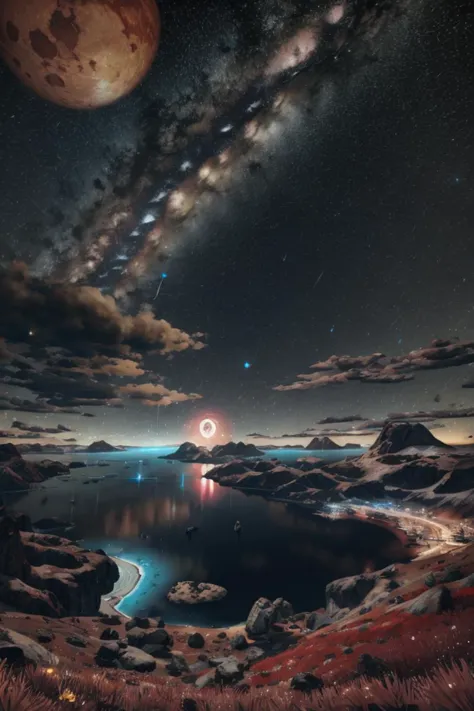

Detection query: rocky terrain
(0, 443), (69, 492)
(161, 441), (264, 463)
(0, 528), (472, 696)
(205, 422), (474, 514)
(0, 512), (118, 617)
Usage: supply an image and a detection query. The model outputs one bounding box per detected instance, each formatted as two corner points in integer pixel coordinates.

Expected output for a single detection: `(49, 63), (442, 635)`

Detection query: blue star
(244, 362), (251, 369)
(330, 326), (335, 333)
(161, 272), (168, 279)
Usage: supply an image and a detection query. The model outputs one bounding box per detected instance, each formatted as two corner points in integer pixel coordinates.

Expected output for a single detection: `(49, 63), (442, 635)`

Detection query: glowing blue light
(136, 473), (142, 481)
(161, 273), (168, 279)
(330, 326), (335, 333)
(180, 473), (185, 490)
(244, 362), (251, 369)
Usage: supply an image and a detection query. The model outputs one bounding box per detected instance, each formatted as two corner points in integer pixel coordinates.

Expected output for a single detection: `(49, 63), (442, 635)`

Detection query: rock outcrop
(245, 597), (293, 637)
(0, 444), (68, 492)
(326, 574), (377, 613)
(0, 513), (119, 617)
(0, 627), (58, 667)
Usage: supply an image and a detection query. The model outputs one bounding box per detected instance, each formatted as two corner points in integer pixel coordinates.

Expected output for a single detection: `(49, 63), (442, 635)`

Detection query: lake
(10, 447), (410, 627)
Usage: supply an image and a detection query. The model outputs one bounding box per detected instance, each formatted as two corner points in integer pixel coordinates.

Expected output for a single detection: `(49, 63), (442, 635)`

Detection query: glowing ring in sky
(199, 418), (217, 439)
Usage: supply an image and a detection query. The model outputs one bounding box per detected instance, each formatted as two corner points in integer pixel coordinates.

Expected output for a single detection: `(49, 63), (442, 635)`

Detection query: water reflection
(12, 453), (410, 626)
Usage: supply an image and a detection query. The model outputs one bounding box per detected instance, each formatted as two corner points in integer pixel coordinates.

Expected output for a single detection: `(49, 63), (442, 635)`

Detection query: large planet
(0, 0), (160, 109)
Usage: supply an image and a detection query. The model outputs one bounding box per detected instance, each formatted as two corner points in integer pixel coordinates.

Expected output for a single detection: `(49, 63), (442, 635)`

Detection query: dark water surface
(11, 447), (410, 626)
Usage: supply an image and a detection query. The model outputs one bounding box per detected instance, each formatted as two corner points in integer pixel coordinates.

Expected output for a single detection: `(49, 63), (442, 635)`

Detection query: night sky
(1, 0), (474, 447)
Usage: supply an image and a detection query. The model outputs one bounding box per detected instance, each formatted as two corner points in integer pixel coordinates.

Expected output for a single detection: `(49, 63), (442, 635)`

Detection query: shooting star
(153, 272), (168, 301)
(312, 271), (325, 288)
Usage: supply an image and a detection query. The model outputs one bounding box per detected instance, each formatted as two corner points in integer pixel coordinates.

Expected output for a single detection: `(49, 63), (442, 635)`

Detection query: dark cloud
(275, 338), (474, 391)
(0, 263), (206, 357)
(47, 398), (124, 408)
(462, 380), (474, 389)
(119, 382), (202, 407)
(387, 408), (474, 421)
(11, 420), (73, 434)
(0, 397), (84, 415)
(317, 415), (365, 424)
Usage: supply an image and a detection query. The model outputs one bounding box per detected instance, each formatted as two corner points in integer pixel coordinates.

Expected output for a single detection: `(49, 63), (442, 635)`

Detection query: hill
(0, 444), (69, 492)
(369, 421), (450, 455)
(86, 440), (120, 453)
(306, 436), (341, 450)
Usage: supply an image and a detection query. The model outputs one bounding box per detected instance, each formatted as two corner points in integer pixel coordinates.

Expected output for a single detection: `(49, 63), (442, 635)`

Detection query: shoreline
(101, 496), (461, 628)
(100, 556), (144, 619)
(101, 556), (246, 632)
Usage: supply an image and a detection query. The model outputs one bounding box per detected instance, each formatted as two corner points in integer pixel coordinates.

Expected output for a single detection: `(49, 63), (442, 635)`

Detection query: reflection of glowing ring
(199, 418), (217, 439)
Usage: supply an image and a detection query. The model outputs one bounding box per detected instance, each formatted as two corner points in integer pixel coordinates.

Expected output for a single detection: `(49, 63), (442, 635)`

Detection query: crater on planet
(29, 29), (57, 60)
(6, 21), (19, 43)
(45, 73), (65, 88)
(49, 9), (80, 51)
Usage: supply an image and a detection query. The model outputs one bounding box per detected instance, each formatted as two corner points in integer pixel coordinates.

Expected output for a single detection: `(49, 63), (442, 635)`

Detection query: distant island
(86, 440), (122, 453)
(161, 440), (264, 463)
(15, 440), (123, 455)
(204, 422), (472, 514)
(305, 436), (362, 450)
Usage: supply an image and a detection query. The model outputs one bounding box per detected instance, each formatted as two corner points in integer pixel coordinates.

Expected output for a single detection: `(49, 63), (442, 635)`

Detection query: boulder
(356, 653), (391, 678)
(290, 673), (324, 693)
(96, 642), (120, 663)
(36, 629), (54, 644)
(100, 628), (119, 641)
(167, 581), (227, 605)
(187, 632), (205, 649)
(326, 574), (376, 612)
(119, 646), (157, 673)
(246, 646), (265, 663)
(306, 611), (333, 631)
(407, 586), (454, 615)
(142, 644), (172, 659)
(245, 597), (293, 637)
(166, 652), (189, 676)
(125, 616), (156, 630)
(66, 635), (87, 648)
(195, 671), (215, 689)
(126, 626), (173, 649)
(215, 658), (245, 685)
(0, 627), (58, 667)
(230, 634), (248, 650)
(101, 614), (122, 626)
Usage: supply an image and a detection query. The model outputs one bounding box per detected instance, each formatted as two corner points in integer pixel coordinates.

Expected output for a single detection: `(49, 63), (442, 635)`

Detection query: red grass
(1, 658), (474, 711)
(249, 604), (474, 687)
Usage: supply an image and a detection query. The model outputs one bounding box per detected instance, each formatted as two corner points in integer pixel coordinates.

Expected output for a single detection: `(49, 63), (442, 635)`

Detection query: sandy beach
(100, 556), (142, 619)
